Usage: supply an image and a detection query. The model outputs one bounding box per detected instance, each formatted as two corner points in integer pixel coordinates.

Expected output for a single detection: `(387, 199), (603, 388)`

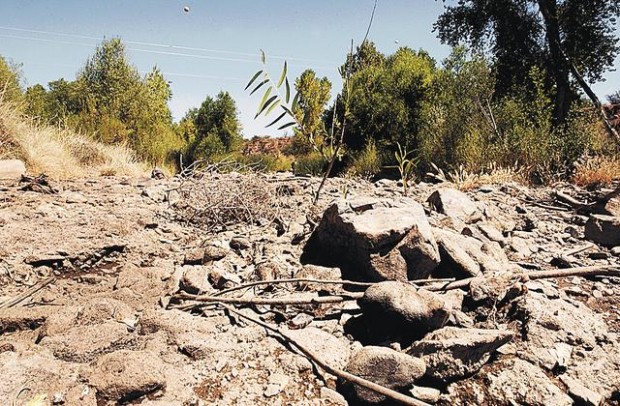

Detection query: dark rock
(302, 198), (440, 281)
(359, 281), (449, 340)
(345, 346), (425, 404)
(585, 215), (620, 247)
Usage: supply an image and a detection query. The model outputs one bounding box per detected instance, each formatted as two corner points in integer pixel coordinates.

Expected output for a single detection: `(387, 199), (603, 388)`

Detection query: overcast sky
(1, 0), (618, 138)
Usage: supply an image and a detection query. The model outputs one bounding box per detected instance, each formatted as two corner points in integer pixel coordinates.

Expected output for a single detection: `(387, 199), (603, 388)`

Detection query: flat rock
(179, 266), (213, 294)
(560, 375), (603, 406)
(295, 264), (342, 293)
(0, 307), (49, 334)
(0, 159), (26, 179)
(85, 350), (165, 403)
(407, 327), (513, 382)
(359, 281), (449, 339)
(345, 346), (425, 404)
(302, 198), (440, 281)
(585, 215), (620, 247)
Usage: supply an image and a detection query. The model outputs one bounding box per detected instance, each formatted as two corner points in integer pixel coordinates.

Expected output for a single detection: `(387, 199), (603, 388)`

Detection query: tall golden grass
(0, 98), (147, 179)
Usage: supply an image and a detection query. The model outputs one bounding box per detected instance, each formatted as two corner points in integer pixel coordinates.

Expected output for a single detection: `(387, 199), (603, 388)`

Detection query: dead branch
(218, 303), (431, 406)
(0, 277), (55, 309)
(174, 291), (364, 307)
(427, 265), (620, 292)
(213, 277), (455, 297)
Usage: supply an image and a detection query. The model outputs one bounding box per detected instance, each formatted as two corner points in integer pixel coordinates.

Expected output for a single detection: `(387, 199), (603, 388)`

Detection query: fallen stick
(0, 277), (55, 309)
(214, 277), (455, 297)
(175, 291), (364, 306)
(218, 303), (431, 406)
(426, 265), (620, 292)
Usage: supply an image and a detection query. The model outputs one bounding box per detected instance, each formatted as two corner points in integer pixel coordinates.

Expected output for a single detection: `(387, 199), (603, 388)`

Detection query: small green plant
(388, 143), (417, 195)
(349, 140), (381, 179)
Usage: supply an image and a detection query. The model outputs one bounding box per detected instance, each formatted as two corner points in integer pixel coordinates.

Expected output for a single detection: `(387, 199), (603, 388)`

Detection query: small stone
(230, 237), (251, 250)
(410, 386), (441, 404)
(320, 387), (347, 405)
(611, 246), (620, 257)
(592, 290), (603, 299)
(585, 215), (620, 247)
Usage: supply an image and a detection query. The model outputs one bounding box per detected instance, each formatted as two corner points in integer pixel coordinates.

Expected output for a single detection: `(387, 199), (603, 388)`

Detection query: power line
(0, 33), (337, 70)
(0, 25), (337, 65)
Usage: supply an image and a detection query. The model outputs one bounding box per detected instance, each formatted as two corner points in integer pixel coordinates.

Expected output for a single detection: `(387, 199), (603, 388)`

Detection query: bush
(348, 141), (382, 179)
(293, 152), (328, 176)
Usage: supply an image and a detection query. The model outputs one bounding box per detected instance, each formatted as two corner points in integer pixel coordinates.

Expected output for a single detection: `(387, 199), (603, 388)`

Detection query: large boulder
(345, 346), (426, 404)
(301, 198), (440, 281)
(359, 281), (449, 340)
(585, 215), (620, 247)
(407, 327), (513, 382)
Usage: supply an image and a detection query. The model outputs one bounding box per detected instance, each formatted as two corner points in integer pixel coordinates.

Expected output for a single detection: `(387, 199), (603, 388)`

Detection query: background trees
(434, 0), (620, 126)
(0, 56), (23, 105)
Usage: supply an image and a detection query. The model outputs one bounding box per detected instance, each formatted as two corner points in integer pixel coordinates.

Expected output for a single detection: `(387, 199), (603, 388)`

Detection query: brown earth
(0, 172), (619, 405)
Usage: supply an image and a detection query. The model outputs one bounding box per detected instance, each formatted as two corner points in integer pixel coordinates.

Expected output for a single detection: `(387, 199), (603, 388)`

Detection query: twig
(426, 265), (620, 292)
(0, 277), (55, 309)
(174, 291), (364, 306)
(213, 277), (454, 297)
(218, 303), (431, 406)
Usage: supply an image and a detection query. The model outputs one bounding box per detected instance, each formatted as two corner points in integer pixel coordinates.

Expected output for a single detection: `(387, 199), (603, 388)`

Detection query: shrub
(348, 141), (382, 179)
(293, 152), (328, 176)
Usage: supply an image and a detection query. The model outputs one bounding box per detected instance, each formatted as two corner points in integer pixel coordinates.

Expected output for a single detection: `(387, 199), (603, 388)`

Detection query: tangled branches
(170, 159), (287, 232)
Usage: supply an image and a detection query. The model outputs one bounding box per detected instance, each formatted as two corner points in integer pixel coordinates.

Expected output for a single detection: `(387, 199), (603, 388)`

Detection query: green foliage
(388, 143), (417, 195)
(0, 56), (23, 105)
(345, 47), (436, 152)
(293, 69), (332, 154)
(293, 152), (328, 176)
(434, 0), (620, 125)
(348, 141), (382, 179)
(185, 91), (243, 162)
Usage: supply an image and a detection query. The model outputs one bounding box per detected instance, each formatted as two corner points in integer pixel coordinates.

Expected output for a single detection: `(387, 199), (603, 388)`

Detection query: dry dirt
(0, 173), (619, 405)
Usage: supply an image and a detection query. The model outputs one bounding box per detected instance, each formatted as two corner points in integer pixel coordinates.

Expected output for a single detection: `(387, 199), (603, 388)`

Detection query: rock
(585, 215), (620, 247)
(434, 228), (511, 278)
(406, 327), (513, 382)
(427, 188), (483, 228)
(85, 350), (165, 403)
(286, 327), (351, 370)
(359, 281), (449, 339)
(320, 387), (348, 405)
(141, 185), (167, 202)
(611, 246), (620, 257)
(230, 236), (251, 250)
(255, 259), (288, 281)
(0, 307), (48, 334)
(179, 266), (213, 294)
(345, 346), (425, 404)
(0, 159), (26, 179)
(183, 248), (205, 265)
(203, 245), (228, 262)
(302, 198), (440, 281)
(603, 196), (620, 217)
(410, 386), (441, 404)
(560, 375), (603, 406)
(295, 264), (342, 285)
(445, 358), (572, 406)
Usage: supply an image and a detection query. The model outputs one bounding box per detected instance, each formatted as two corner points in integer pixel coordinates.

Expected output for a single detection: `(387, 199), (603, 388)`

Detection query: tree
(434, 0), (620, 126)
(344, 47), (437, 152)
(188, 91), (243, 161)
(25, 84), (49, 119)
(291, 69), (332, 154)
(0, 56), (23, 105)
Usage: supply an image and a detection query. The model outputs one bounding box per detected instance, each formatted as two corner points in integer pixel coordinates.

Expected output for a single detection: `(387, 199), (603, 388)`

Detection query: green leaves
(245, 52), (299, 131)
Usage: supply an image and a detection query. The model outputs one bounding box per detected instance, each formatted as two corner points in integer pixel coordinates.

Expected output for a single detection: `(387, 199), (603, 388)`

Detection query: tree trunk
(537, 0), (571, 127)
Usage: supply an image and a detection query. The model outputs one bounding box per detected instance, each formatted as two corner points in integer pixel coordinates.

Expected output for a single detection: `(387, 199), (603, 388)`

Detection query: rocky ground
(0, 169), (619, 405)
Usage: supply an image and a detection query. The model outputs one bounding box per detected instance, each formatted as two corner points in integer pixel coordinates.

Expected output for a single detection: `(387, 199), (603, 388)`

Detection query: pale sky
(0, 1), (618, 138)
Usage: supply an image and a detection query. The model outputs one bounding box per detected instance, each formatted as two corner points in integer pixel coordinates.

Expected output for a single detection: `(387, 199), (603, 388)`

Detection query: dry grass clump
(428, 162), (520, 191)
(0, 99), (147, 179)
(572, 155), (620, 188)
(171, 160), (287, 232)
